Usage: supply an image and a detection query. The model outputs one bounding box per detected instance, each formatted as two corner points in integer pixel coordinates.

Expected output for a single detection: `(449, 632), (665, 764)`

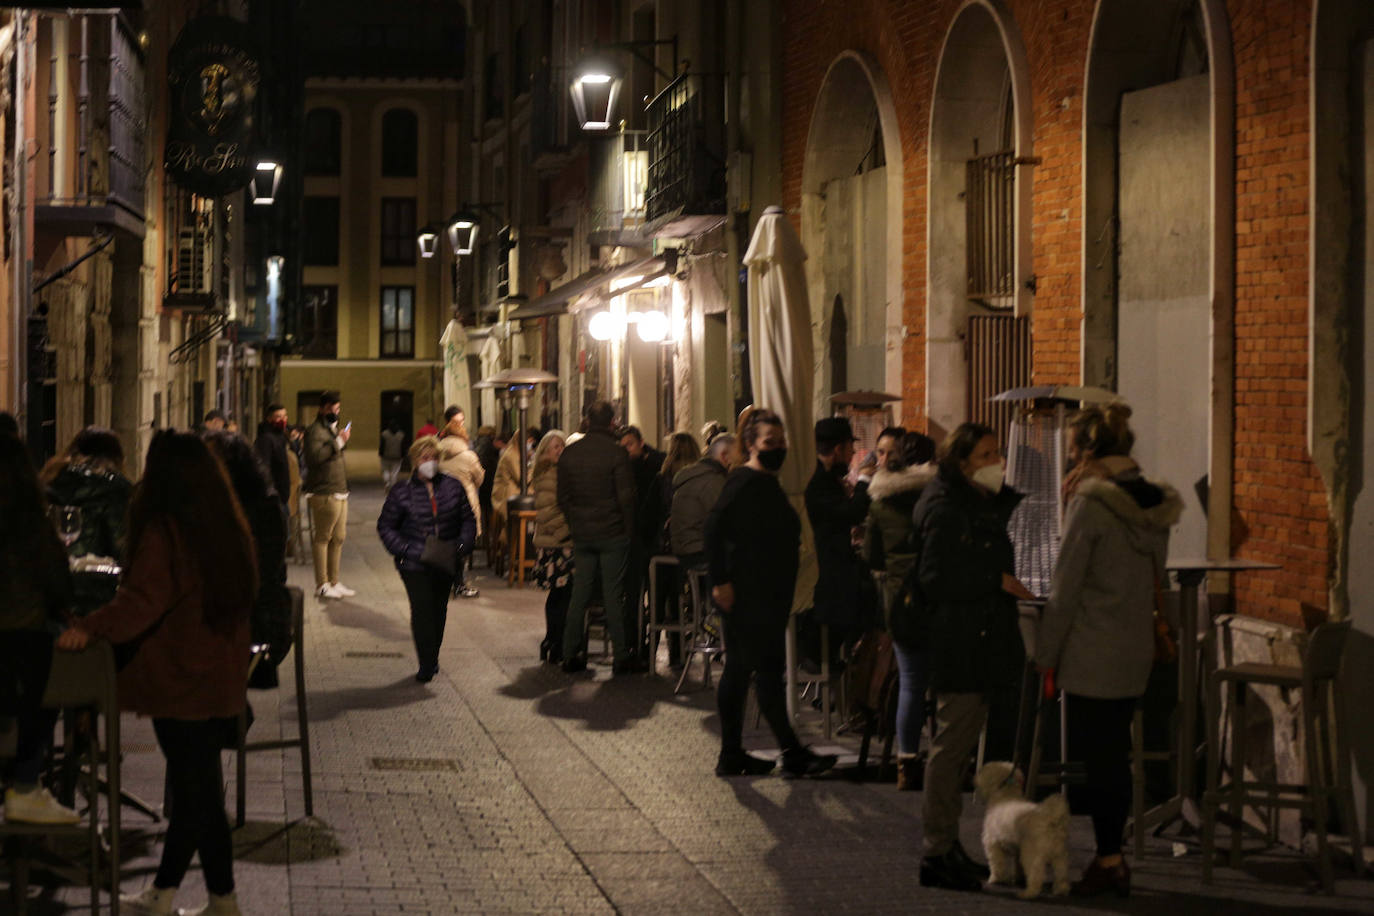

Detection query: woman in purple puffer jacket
(377, 435), (476, 682)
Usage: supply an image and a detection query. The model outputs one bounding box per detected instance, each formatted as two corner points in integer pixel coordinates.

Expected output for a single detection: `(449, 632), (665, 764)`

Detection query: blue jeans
(893, 642), (928, 756)
(562, 536), (631, 663)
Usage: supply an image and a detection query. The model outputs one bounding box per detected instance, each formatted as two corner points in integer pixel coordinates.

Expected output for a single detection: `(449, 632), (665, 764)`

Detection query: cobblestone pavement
(27, 483), (1373, 914)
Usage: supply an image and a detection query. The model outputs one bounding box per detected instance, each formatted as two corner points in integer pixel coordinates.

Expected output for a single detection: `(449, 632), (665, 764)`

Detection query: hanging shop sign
(163, 16), (261, 197)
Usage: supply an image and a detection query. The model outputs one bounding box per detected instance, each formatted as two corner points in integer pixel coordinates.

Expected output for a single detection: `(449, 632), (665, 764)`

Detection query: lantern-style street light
(250, 156), (284, 205)
(447, 209), (480, 257)
(568, 36), (680, 132)
(416, 222), (442, 259)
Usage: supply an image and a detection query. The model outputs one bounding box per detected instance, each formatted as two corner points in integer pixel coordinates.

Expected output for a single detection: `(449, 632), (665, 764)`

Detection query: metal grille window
(495, 225), (513, 298)
(645, 75), (699, 223)
(966, 150), (1015, 307)
(966, 314), (1031, 447)
(381, 197), (417, 266)
(380, 286), (415, 358)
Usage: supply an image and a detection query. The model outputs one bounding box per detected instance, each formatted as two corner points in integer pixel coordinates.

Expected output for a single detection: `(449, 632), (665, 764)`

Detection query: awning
(508, 255), (662, 320)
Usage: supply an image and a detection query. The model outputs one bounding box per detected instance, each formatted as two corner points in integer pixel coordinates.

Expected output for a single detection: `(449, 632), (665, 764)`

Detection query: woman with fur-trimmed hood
(1036, 403), (1183, 898)
(862, 429), (938, 792)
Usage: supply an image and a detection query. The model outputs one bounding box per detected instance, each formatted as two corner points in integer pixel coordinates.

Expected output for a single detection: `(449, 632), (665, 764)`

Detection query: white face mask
(970, 463), (1005, 493)
(417, 460), (439, 480)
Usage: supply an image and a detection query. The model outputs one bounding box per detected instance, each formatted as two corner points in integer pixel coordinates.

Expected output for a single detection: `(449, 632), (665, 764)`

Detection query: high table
(1141, 558), (1280, 838)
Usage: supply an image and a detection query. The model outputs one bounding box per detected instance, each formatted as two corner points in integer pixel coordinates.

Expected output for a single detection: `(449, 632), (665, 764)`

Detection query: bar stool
(1, 639), (120, 916)
(235, 586), (313, 828)
(507, 509), (537, 587)
(1201, 619), (1363, 891)
(642, 555), (692, 675)
(785, 617), (846, 739)
(676, 567), (726, 693)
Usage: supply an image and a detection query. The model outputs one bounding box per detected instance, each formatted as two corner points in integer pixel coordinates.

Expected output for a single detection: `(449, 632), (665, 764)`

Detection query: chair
(235, 586), (313, 828)
(642, 555), (692, 675)
(676, 567), (726, 693)
(1201, 620), (1363, 891)
(785, 617), (846, 739)
(506, 509), (537, 587)
(1, 640), (120, 916)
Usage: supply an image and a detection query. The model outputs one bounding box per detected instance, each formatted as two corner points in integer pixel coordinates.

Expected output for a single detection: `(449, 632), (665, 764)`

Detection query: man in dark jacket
(557, 401), (639, 674)
(254, 403), (292, 509)
(670, 434), (733, 569)
(304, 391), (353, 600)
(618, 424), (665, 654)
(804, 417), (875, 655)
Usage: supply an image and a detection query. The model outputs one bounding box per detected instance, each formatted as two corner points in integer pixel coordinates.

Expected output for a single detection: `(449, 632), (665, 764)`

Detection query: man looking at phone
(305, 390), (355, 599)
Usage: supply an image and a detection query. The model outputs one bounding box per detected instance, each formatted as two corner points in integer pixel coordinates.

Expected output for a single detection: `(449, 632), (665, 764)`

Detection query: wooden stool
(507, 509), (537, 587)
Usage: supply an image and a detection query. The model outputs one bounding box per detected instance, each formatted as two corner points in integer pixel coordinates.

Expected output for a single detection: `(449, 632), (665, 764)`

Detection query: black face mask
(757, 447), (788, 472)
(323, 411), (339, 425)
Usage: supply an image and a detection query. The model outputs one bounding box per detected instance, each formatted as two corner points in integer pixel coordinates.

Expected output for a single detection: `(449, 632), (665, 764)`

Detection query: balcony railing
(588, 131), (648, 245)
(644, 73), (726, 238)
(163, 186), (219, 311)
(38, 13), (147, 237)
(966, 150), (1015, 308)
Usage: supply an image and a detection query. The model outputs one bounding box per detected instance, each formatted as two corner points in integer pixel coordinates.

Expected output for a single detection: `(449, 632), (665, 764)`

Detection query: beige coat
(438, 434), (485, 536)
(532, 462), (572, 548)
(491, 442), (522, 524)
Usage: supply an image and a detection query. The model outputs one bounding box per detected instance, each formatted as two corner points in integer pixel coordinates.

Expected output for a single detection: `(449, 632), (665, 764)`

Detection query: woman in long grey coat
(1036, 404), (1183, 898)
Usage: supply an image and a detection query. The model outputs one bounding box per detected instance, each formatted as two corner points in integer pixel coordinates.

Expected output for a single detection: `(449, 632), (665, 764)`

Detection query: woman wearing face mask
(705, 409), (837, 779)
(376, 436), (476, 682)
(911, 422), (1033, 891)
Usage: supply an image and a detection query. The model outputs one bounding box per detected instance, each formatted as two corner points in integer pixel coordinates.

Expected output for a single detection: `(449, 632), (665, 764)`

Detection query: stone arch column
(926, 0), (1034, 438)
(1312, 0), (1374, 844)
(1082, 0), (1235, 563)
(800, 51), (904, 423)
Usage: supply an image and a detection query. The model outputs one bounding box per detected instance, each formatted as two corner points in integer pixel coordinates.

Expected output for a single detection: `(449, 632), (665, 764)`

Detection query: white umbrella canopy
(439, 319), (473, 417)
(743, 205), (817, 614)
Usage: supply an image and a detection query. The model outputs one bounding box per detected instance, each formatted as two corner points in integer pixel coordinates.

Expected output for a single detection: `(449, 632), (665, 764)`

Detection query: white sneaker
(118, 884), (177, 915)
(179, 891), (242, 915)
(330, 582), (356, 597)
(4, 786), (81, 825)
(316, 583), (340, 600)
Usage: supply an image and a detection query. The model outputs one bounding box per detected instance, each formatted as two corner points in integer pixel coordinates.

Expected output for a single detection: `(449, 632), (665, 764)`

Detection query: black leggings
(153, 717), (235, 895)
(717, 613), (800, 755)
(1067, 694), (1137, 857)
(402, 569), (453, 672)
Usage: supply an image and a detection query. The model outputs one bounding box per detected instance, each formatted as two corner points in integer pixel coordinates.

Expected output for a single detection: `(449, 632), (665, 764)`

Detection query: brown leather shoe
(1071, 858), (1130, 897)
(895, 753), (925, 791)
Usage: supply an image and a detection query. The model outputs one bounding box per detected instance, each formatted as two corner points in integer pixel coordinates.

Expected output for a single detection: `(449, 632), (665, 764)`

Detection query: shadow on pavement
(306, 675), (437, 721)
(233, 817), (343, 866)
(319, 600), (411, 640)
(499, 663), (573, 700)
(533, 671), (670, 731)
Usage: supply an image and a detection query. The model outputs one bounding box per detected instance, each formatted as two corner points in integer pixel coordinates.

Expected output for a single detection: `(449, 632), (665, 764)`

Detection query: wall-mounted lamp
(569, 36), (679, 132)
(251, 158), (283, 205)
(416, 223), (442, 259)
(447, 210), (480, 256)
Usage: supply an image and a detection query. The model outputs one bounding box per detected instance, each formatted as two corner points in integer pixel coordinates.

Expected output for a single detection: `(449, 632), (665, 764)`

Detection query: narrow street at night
(24, 485), (1366, 915)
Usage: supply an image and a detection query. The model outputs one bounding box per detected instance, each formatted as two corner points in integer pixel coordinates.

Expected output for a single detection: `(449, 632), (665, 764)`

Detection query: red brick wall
(780, 0), (1328, 624)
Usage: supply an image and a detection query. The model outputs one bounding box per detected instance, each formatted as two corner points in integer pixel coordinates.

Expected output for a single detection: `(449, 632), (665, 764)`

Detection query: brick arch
(1081, 0), (1235, 565)
(926, 0), (1034, 436)
(800, 51), (905, 422)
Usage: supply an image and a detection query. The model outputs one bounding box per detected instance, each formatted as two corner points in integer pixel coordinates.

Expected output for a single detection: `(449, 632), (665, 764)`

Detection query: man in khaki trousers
(304, 391), (355, 599)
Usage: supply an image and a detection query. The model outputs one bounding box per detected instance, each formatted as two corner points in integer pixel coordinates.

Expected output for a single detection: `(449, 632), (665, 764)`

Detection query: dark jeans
(563, 537), (631, 663)
(893, 642), (927, 756)
(12, 707), (59, 786)
(152, 717), (235, 895)
(401, 568), (453, 673)
(717, 612), (800, 755)
(1067, 693), (1137, 857)
(624, 542), (649, 654)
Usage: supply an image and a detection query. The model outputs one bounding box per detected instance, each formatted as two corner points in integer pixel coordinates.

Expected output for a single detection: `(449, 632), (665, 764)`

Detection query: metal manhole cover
(344, 651), (404, 658)
(369, 757), (463, 772)
(123, 742), (158, 754)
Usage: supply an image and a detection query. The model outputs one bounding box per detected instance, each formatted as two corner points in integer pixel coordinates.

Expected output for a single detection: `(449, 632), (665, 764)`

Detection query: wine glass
(50, 504), (83, 548)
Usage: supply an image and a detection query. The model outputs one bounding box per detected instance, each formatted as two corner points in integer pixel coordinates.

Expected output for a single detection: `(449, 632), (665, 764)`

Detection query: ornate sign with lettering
(164, 16), (261, 197)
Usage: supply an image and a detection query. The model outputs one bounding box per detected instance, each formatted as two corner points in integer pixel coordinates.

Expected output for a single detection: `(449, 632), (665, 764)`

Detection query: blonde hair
(533, 429), (567, 470)
(408, 435), (441, 466)
(1069, 403), (1134, 458)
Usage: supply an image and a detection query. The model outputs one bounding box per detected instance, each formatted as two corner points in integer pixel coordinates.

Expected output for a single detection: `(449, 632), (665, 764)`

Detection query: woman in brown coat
(59, 431), (258, 916)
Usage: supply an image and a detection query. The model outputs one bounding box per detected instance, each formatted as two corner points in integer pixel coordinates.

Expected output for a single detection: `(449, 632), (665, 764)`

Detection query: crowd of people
(1, 385), (1178, 906)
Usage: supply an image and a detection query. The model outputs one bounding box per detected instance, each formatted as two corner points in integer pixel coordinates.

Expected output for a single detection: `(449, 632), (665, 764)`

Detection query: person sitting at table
(0, 431), (79, 825)
(58, 431), (258, 916)
(1036, 404), (1182, 898)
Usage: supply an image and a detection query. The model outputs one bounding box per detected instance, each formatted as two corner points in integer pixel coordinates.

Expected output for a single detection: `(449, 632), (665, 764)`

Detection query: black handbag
(418, 486), (458, 577)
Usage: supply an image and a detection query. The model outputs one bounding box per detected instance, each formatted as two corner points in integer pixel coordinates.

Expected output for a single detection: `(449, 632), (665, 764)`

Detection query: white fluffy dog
(974, 761), (1071, 898)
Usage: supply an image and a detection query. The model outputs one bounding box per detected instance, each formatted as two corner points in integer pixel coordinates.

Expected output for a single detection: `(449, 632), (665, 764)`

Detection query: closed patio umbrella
(439, 319), (473, 416)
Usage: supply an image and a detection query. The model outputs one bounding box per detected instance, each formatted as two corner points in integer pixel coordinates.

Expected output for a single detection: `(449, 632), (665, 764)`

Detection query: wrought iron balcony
(643, 73), (726, 239)
(35, 13), (147, 239)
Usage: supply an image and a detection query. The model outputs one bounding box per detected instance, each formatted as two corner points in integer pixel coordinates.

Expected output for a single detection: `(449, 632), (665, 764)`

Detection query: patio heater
(482, 368), (558, 512)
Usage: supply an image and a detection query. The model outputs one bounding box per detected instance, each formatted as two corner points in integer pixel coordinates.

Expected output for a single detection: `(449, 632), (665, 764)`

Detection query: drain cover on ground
(369, 757), (463, 772)
(344, 651), (404, 658)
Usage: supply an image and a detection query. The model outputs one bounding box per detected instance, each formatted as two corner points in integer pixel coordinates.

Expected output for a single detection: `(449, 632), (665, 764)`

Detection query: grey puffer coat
(1036, 473), (1183, 699)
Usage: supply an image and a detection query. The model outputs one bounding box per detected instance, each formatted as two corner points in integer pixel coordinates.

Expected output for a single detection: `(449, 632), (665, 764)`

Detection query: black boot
(919, 851), (983, 892)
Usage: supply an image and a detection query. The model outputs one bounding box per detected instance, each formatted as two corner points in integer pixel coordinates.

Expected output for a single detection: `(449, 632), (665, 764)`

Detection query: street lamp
(569, 37), (680, 132)
(250, 157), (283, 205)
(447, 209), (480, 256)
(416, 222), (442, 259)
(482, 368), (558, 513)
